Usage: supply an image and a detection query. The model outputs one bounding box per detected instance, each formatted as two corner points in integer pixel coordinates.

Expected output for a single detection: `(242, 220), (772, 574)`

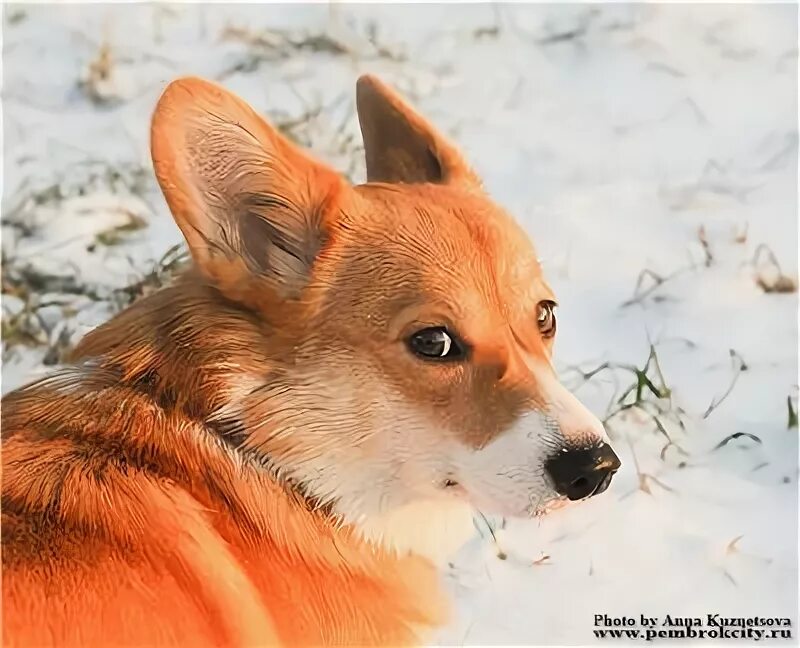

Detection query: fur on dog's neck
(49, 271), (474, 563)
(2, 318), (451, 645)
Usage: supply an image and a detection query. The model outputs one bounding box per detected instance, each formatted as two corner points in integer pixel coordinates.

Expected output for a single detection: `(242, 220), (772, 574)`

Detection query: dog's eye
(537, 301), (557, 338)
(407, 327), (465, 361)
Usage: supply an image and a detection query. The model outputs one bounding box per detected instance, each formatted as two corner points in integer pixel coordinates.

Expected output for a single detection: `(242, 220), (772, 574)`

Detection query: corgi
(1, 74), (620, 647)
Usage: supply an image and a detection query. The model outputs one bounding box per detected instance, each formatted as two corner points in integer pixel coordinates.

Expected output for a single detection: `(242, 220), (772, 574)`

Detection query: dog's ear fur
(151, 77), (344, 302)
(356, 75), (479, 187)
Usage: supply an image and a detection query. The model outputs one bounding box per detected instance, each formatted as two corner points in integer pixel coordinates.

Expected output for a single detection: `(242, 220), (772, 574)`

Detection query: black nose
(545, 442), (621, 501)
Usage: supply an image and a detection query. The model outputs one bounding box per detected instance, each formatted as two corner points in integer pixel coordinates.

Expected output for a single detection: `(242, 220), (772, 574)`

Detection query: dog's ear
(151, 77), (344, 303)
(356, 75), (480, 187)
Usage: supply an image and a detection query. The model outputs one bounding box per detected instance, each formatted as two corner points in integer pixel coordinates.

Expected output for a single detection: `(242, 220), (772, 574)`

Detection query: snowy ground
(2, 3), (798, 646)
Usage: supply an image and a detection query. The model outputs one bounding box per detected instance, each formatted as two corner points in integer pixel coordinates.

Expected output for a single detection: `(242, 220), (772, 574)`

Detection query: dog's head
(151, 76), (619, 541)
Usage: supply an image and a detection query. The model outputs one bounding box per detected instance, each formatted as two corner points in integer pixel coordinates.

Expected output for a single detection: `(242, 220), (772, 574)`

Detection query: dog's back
(1, 278), (445, 646)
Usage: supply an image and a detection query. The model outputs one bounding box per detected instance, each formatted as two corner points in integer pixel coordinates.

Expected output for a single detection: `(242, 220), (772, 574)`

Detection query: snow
(2, 3), (797, 645)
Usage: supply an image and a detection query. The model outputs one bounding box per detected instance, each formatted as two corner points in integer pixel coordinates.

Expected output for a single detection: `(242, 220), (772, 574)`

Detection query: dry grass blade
(787, 396), (798, 429)
(217, 23), (405, 80)
(752, 244), (798, 294)
(626, 435), (673, 495)
(78, 41), (119, 106)
(734, 222), (748, 244)
(703, 349), (747, 419)
(91, 212), (148, 248)
(726, 535), (744, 555)
(711, 432), (762, 451)
(756, 275), (797, 294)
(697, 225), (714, 267)
(621, 267), (689, 308)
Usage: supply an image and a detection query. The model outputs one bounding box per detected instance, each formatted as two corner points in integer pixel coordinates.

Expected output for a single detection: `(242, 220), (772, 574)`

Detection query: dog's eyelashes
(407, 327), (466, 361)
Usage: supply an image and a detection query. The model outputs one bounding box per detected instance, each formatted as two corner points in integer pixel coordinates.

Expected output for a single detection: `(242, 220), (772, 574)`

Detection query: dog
(1, 74), (620, 646)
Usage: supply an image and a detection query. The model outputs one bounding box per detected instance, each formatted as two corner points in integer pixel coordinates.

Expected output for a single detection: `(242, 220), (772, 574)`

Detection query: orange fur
(2, 74), (607, 646)
(1, 279), (447, 646)
(2, 392), (446, 646)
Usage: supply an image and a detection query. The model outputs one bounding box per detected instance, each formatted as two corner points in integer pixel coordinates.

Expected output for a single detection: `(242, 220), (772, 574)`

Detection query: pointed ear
(356, 74), (480, 187)
(151, 77), (344, 302)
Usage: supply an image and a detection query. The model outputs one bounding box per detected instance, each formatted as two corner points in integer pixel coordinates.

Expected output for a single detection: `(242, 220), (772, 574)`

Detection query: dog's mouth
(439, 475), (569, 519)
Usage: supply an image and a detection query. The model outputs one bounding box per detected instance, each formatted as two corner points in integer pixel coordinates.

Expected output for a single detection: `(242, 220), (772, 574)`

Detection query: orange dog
(1, 75), (620, 646)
